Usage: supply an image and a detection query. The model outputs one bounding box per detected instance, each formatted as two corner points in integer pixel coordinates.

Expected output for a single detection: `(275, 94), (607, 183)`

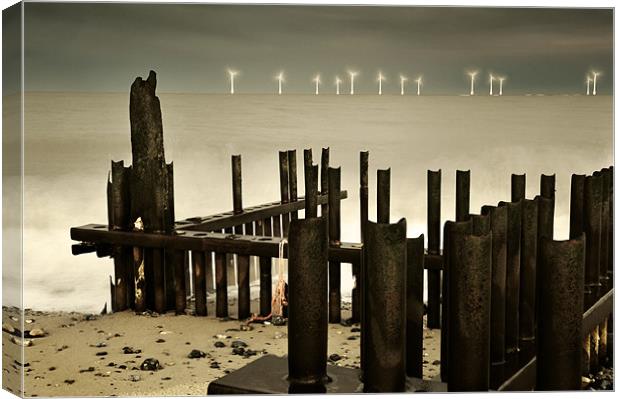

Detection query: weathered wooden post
(511, 174), (526, 202)
(288, 150), (298, 220)
(279, 151), (291, 236)
(232, 155), (251, 320)
(192, 251), (207, 316)
(448, 223), (492, 392)
(128, 71), (173, 314)
(518, 198), (538, 349)
(259, 217), (273, 316)
(320, 148), (330, 218)
(108, 161), (132, 311)
(499, 200), (521, 356)
(328, 167), (342, 323)
(377, 169), (391, 223)
(569, 174), (586, 239)
(427, 170), (441, 329)
(481, 205), (507, 367)
(599, 168), (611, 293)
(288, 215), (328, 391)
(304, 162), (318, 218)
(440, 219), (473, 382)
(540, 174), (555, 224)
(357, 151), (369, 324)
(536, 235), (585, 390)
(215, 252), (228, 318)
(362, 218), (407, 392)
(456, 170), (471, 222)
(406, 235), (425, 378)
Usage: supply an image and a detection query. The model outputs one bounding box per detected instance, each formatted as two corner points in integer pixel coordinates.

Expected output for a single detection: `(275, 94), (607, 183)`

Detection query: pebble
(28, 328), (46, 337)
(79, 367), (95, 373)
(214, 341), (226, 348)
(2, 322), (15, 334)
(215, 334), (230, 339)
(96, 351), (108, 356)
(122, 346), (141, 354)
(274, 332), (286, 339)
(272, 316), (287, 326)
(350, 327), (361, 333)
(232, 347), (245, 356)
(347, 336), (358, 341)
(140, 358), (161, 371)
(91, 342), (107, 348)
(188, 350), (206, 359)
(329, 354), (342, 362)
(129, 375), (141, 382)
(210, 362), (220, 369)
(432, 360), (441, 365)
(240, 324), (253, 331)
(231, 340), (247, 348)
(10, 336), (33, 347)
(156, 339), (165, 343)
(64, 379), (75, 385)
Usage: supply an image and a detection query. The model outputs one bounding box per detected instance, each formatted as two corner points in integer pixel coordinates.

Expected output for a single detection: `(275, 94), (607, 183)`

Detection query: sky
(5, 3), (615, 94)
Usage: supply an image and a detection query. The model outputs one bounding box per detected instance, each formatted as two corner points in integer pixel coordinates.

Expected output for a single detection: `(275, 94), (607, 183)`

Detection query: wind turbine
(377, 71), (386, 95)
(313, 74), (321, 95)
(586, 75), (592, 95)
(489, 74), (495, 96)
(498, 76), (506, 96)
(592, 71), (600, 96)
(335, 76), (342, 95)
(468, 71), (478, 95)
(227, 69), (238, 95)
(400, 75), (408, 96)
(275, 71), (285, 95)
(348, 71), (358, 95)
(415, 76), (422, 96)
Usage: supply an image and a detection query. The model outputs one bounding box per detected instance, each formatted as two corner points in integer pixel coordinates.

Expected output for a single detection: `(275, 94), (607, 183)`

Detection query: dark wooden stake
(328, 167), (341, 323)
(279, 151), (291, 236)
(215, 252), (228, 317)
(288, 150), (298, 220)
(511, 174), (526, 202)
(320, 148), (330, 218)
(427, 170), (441, 329)
(406, 234), (425, 378)
(455, 170), (471, 222)
(377, 168), (391, 223)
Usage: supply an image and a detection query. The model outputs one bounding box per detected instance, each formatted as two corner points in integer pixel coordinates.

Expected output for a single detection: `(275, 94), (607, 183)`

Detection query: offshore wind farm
(216, 68), (602, 96)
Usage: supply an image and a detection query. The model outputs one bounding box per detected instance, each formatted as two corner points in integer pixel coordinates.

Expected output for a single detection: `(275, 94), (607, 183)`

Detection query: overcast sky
(9, 3), (615, 94)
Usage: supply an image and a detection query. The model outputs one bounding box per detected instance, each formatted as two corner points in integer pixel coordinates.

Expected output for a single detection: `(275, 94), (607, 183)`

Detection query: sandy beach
(3, 301), (441, 397)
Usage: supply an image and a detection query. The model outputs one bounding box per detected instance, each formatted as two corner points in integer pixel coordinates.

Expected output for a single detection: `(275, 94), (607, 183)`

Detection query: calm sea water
(13, 92), (614, 311)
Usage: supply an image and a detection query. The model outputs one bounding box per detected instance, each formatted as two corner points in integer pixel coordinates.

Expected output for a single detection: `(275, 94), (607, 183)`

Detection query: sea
(3, 92), (613, 312)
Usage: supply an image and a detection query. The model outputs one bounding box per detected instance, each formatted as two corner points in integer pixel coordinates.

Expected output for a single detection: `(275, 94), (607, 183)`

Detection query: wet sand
(2, 302), (441, 397)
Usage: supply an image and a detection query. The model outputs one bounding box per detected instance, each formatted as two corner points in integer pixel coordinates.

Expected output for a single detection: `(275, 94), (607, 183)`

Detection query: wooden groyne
(71, 71), (613, 393)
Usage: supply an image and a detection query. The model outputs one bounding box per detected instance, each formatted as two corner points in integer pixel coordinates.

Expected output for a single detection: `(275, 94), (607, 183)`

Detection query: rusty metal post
(536, 235), (585, 391)
(499, 200), (521, 355)
(288, 217), (328, 389)
(584, 174), (602, 308)
(305, 162), (318, 218)
(362, 219), (407, 392)
(320, 148), (329, 218)
(427, 170), (441, 329)
(441, 219), (473, 382)
(456, 170), (471, 222)
(511, 174), (526, 202)
(215, 252), (228, 318)
(406, 235), (425, 378)
(279, 151), (291, 236)
(377, 169), (391, 223)
(448, 228), (492, 392)
(519, 199), (538, 345)
(259, 217), (273, 316)
(540, 173), (555, 221)
(288, 150), (298, 220)
(481, 205), (508, 366)
(328, 167), (341, 323)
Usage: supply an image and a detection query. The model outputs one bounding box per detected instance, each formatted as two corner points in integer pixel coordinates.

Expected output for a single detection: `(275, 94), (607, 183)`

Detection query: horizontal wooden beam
(70, 224), (362, 264)
(177, 191), (347, 232)
(582, 289), (614, 336)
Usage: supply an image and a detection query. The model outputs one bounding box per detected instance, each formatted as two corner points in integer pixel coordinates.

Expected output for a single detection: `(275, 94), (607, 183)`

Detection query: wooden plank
(178, 191), (347, 232)
(583, 289), (613, 336)
(496, 357), (536, 391)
